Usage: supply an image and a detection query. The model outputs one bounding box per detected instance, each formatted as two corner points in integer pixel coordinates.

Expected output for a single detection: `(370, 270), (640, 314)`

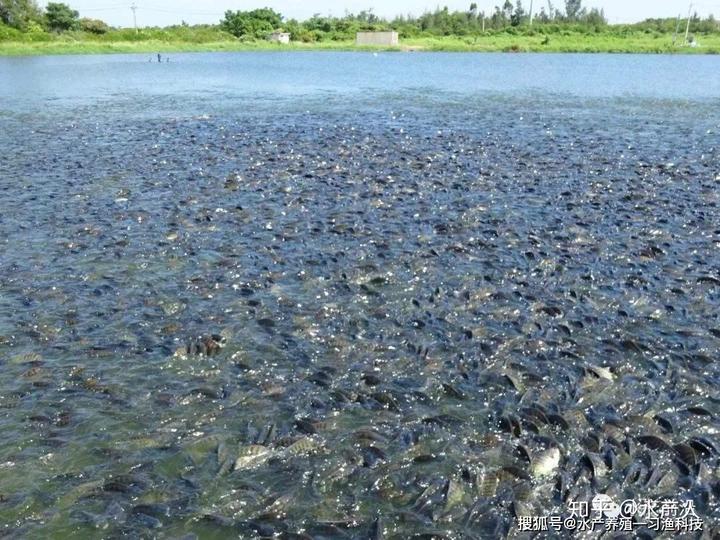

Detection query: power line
(141, 7), (226, 16)
(79, 6), (129, 11)
(76, 3), (226, 17)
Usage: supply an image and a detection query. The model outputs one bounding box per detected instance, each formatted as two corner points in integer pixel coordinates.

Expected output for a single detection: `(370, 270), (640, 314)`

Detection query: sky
(38, 0), (720, 28)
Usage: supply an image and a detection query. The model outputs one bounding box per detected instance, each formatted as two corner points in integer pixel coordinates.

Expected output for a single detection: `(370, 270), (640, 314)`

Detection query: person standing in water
(157, 53), (162, 63)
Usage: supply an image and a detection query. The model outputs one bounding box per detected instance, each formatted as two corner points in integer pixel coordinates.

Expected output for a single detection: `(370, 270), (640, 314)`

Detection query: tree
(45, 2), (79, 32)
(584, 8), (606, 26)
(0, 0), (42, 30)
(502, 0), (514, 21)
(221, 8), (282, 38)
(79, 17), (109, 34)
(511, 0), (526, 26)
(490, 6), (506, 28)
(356, 9), (379, 24)
(546, 0), (555, 19)
(565, 0), (582, 20)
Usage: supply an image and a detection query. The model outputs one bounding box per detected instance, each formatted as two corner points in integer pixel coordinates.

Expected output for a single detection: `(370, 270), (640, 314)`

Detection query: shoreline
(1, 36), (719, 56)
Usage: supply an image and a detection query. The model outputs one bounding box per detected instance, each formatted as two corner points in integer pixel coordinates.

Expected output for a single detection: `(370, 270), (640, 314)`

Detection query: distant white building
(268, 32), (291, 44)
(356, 31), (399, 47)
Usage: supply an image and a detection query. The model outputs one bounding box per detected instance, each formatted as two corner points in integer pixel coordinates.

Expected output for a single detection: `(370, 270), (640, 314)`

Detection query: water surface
(1, 52), (719, 538)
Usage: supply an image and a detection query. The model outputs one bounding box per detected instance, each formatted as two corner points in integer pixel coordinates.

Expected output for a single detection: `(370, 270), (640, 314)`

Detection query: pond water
(0, 52), (719, 538)
(1, 51), (720, 110)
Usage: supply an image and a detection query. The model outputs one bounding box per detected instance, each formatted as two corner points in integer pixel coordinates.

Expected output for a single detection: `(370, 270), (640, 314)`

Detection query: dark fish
(498, 415), (522, 437)
(371, 391), (400, 412)
(547, 414), (570, 431)
(198, 514), (235, 528)
(368, 517), (383, 540)
(185, 334), (225, 356)
(653, 414), (674, 434)
(637, 435), (674, 453)
(413, 454), (442, 464)
(686, 406), (713, 417)
(353, 428), (387, 444)
(624, 462), (649, 486)
(579, 453), (607, 480)
(539, 306), (563, 317)
(189, 387), (222, 400)
(442, 383), (466, 400)
(687, 437), (718, 458)
(362, 373), (382, 386)
(132, 504), (170, 518)
(308, 370), (332, 387)
(305, 522), (352, 538)
(294, 418), (319, 435)
(362, 446), (387, 468)
(514, 444), (531, 464)
(104, 476), (144, 494)
(257, 318), (276, 329)
(673, 443), (697, 467)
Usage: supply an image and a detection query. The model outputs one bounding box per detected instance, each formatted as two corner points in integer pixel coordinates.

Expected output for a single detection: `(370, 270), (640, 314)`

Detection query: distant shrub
(221, 8), (282, 39)
(0, 22), (23, 40)
(295, 30), (319, 42)
(45, 2), (79, 32)
(104, 27), (145, 41)
(80, 18), (109, 34)
(165, 25), (234, 43)
(25, 19), (49, 40)
(26, 20), (43, 32)
(0, 0), (44, 31)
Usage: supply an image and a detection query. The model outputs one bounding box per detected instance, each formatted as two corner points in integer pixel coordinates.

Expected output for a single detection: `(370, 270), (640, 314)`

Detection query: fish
(285, 437), (323, 456)
(185, 334), (226, 356)
(234, 445), (272, 471)
(531, 448), (560, 478)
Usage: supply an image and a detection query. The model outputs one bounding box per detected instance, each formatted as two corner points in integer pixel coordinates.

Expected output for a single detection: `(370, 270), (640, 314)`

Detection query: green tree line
(1, 0), (719, 42)
(221, 2), (719, 41)
(1, 0), (108, 34)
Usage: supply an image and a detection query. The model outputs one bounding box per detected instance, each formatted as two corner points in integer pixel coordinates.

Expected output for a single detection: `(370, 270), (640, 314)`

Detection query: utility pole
(131, 2), (138, 33)
(529, 0), (534, 25)
(684, 3), (692, 45)
(673, 13), (681, 46)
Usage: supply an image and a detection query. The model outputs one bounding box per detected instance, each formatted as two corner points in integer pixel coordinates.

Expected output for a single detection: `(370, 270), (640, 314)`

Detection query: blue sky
(39, 1), (720, 27)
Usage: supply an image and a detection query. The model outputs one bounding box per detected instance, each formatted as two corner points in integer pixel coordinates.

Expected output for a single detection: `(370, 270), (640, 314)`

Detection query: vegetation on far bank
(1, 0), (719, 55)
(2, 33), (720, 56)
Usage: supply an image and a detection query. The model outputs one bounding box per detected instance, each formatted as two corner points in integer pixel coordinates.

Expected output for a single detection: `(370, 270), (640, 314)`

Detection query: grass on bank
(411, 33), (720, 53)
(1, 32), (719, 55)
